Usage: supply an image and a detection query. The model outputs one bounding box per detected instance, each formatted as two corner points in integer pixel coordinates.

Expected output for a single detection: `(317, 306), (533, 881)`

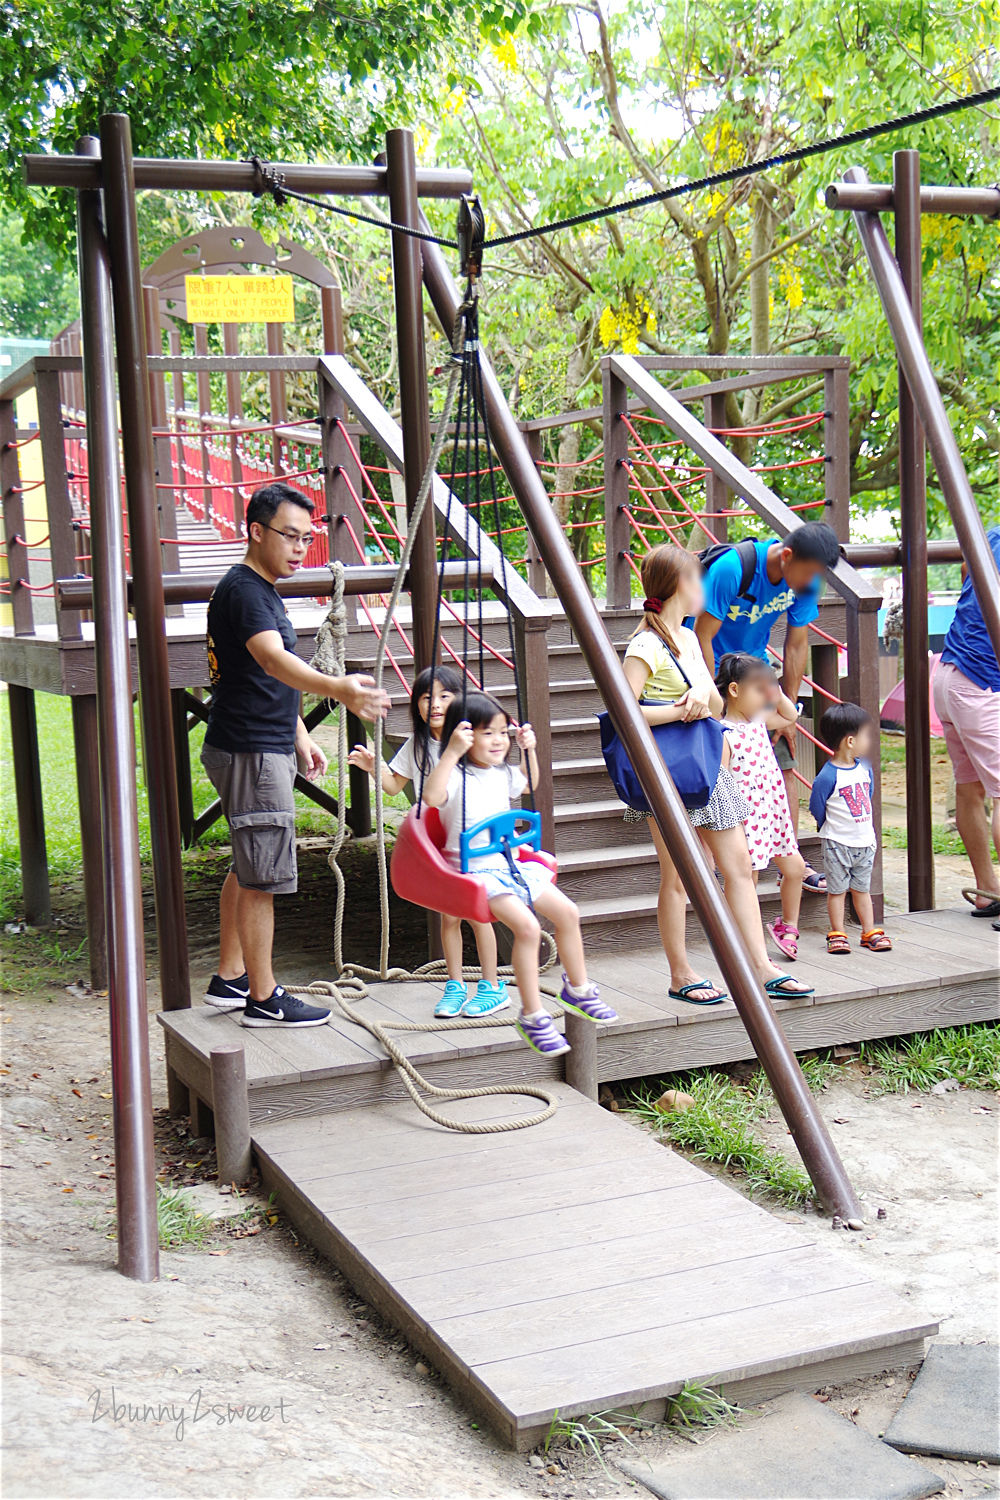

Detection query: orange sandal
(827, 930), (851, 955)
(861, 927), (893, 952)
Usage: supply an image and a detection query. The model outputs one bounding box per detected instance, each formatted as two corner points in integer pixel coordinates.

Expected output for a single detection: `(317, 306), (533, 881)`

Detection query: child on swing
(715, 652), (807, 960)
(348, 666), (507, 1019)
(422, 691), (618, 1057)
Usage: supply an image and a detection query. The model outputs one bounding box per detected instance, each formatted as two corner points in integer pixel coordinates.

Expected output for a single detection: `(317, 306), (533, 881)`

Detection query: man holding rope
(694, 521), (841, 893)
(201, 481), (390, 1026)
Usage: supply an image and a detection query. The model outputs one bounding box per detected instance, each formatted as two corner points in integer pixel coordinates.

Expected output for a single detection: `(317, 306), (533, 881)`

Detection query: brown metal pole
(846, 539), (963, 567)
(893, 152), (934, 912)
(99, 113), (192, 1014)
(823, 366), (851, 542)
(825, 182), (1000, 217)
(385, 129), (438, 672)
(843, 166), (1000, 666)
(221, 324), (245, 533)
(419, 231), (862, 1220)
(521, 429), (548, 594)
(26, 153), (474, 197)
(8, 686), (51, 926)
(702, 391), (730, 541)
(266, 323), (287, 473)
(75, 132), (159, 1281)
(143, 286), (180, 606)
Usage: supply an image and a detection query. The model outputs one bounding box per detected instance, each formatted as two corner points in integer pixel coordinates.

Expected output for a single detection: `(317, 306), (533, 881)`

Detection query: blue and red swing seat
(391, 807), (557, 925)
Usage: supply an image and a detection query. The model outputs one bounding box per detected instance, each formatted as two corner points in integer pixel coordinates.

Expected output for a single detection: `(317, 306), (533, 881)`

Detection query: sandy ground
(2, 962), (997, 1499)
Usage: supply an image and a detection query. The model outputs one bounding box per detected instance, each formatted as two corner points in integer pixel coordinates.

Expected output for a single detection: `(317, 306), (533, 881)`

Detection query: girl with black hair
(422, 692), (618, 1058)
(349, 667), (504, 1017)
(716, 652), (806, 960)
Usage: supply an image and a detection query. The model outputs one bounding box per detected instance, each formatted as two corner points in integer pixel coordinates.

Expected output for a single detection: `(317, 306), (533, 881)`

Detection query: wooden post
(190, 1092), (214, 1140)
(221, 324), (245, 535)
(894, 150), (934, 913)
(385, 129), (438, 672)
(522, 429), (548, 594)
(266, 323), (287, 473)
(602, 363), (631, 609)
(8, 686), (51, 926)
(210, 1044), (252, 1186)
(810, 642), (839, 772)
(143, 286), (180, 610)
(823, 365), (851, 541)
(319, 288), (365, 568)
(171, 689), (195, 847)
(36, 369), (82, 642)
(1, 397), (34, 637)
(71, 694), (108, 990)
(702, 391), (730, 541)
(562, 1010), (598, 1100)
(514, 616), (554, 852)
(346, 710), (373, 838)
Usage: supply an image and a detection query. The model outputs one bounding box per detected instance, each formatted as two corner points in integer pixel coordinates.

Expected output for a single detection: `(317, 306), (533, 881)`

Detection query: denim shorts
(822, 840), (876, 896)
(201, 747), (298, 894)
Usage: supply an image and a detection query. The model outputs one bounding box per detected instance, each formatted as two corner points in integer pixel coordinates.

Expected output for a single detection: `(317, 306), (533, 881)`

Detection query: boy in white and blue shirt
(810, 702), (893, 955)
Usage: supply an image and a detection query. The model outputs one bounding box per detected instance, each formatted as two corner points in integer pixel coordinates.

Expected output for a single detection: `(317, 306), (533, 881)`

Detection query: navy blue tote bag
(598, 636), (723, 812)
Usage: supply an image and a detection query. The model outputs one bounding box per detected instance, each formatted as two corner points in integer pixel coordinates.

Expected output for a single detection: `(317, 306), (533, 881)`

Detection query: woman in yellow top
(622, 544), (813, 1006)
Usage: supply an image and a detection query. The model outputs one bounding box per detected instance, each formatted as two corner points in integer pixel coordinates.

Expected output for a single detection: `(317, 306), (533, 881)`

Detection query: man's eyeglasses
(261, 523), (315, 548)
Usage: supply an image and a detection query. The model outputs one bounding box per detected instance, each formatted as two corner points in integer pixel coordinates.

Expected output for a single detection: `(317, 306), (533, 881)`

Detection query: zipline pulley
(457, 193), (486, 282)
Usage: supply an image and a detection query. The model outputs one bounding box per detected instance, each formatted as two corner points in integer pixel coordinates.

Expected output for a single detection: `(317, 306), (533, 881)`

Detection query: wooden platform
(160, 908), (999, 1128)
(155, 905), (997, 1445)
(253, 1085), (934, 1448)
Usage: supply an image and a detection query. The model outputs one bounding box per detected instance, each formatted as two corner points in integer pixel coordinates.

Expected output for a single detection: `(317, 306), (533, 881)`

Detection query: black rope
(482, 84), (1000, 249)
(248, 85), (999, 256)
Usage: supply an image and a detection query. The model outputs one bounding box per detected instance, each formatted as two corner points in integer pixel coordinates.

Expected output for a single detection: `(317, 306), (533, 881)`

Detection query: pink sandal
(767, 918), (799, 961)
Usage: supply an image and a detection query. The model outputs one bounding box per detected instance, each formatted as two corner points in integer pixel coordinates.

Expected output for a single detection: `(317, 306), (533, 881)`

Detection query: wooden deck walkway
(160, 908), (999, 1127)
(250, 1084), (935, 1448)
(157, 905), (997, 1445)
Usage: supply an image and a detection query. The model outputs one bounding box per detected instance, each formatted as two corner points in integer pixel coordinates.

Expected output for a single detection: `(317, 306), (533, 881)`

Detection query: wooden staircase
(344, 607), (826, 953)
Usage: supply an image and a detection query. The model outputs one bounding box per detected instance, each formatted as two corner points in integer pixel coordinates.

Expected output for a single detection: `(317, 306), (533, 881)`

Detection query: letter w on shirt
(838, 781), (872, 822)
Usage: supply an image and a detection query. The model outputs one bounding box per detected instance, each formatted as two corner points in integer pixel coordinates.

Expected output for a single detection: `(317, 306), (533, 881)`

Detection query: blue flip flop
(764, 973), (815, 998)
(668, 979), (727, 1006)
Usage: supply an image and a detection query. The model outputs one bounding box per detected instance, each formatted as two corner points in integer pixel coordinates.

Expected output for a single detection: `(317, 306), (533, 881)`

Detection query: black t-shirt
(204, 565), (300, 753)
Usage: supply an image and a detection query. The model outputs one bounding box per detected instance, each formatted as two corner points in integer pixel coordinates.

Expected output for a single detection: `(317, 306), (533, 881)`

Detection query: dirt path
(3, 965), (997, 1499)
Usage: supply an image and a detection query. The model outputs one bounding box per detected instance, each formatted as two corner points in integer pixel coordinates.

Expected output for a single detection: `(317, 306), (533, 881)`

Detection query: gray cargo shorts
(771, 731), (795, 772)
(201, 747), (298, 894)
(822, 839), (876, 896)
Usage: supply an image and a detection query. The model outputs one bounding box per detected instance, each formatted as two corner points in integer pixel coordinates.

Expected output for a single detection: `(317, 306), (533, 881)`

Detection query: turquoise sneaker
(434, 980), (468, 1018)
(464, 980), (510, 1017)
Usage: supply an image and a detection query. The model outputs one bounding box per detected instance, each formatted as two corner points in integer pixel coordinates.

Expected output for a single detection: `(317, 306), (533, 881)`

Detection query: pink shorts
(933, 661), (1000, 796)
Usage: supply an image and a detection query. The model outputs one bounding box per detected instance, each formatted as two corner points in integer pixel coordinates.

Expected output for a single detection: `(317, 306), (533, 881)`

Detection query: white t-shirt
(388, 733), (440, 787)
(812, 759), (877, 848)
(438, 761), (528, 871)
(623, 625), (714, 703)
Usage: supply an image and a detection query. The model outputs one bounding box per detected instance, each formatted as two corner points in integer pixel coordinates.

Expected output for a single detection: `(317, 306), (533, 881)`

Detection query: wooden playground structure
(2, 117), (998, 1444)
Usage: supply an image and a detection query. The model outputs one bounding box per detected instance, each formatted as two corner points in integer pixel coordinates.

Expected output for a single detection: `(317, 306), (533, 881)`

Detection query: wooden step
(550, 715), (603, 758)
(574, 876), (832, 951)
(553, 797), (651, 851)
(552, 756), (618, 802)
(556, 842), (662, 903)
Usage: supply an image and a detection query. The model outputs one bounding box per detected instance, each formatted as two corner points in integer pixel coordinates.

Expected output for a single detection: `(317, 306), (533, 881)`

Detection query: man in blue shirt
(695, 522), (841, 890)
(933, 524), (1000, 918)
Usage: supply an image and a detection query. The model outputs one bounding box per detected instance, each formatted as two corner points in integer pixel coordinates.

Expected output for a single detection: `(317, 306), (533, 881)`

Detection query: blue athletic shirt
(701, 538), (821, 669)
(940, 525), (1000, 693)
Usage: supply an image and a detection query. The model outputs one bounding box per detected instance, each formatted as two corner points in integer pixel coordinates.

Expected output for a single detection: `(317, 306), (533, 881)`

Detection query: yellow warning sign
(184, 274), (295, 323)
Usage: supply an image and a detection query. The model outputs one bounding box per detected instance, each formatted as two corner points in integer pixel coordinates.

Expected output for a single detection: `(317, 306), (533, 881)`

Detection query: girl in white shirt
(422, 692), (617, 1059)
(348, 665), (503, 1019)
(622, 544), (812, 1004)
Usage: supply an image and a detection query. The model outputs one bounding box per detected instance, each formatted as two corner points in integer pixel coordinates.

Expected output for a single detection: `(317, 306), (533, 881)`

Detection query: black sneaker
(204, 972), (250, 1011)
(241, 985), (330, 1028)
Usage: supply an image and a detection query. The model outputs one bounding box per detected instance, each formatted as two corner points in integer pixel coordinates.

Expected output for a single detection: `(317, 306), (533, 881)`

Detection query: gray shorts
(822, 840), (876, 896)
(772, 732), (795, 772)
(201, 747), (298, 894)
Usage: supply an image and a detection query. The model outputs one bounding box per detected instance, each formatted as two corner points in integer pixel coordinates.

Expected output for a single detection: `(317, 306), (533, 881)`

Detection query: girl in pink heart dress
(716, 653), (806, 960)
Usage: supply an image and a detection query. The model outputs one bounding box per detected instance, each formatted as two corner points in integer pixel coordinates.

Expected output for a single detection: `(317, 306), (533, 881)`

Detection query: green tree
(0, 205), (78, 337)
(0, 0), (538, 252)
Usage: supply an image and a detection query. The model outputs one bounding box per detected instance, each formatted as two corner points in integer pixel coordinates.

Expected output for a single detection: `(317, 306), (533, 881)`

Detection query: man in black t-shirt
(201, 482), (390, 1027)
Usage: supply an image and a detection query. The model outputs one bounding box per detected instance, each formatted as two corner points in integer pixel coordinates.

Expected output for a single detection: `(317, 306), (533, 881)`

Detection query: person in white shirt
(422, 692), (618, 1059)
(809, 702), (892, 954)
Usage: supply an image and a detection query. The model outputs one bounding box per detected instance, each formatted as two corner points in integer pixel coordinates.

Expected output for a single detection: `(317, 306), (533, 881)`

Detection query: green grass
(155, 1186), (215, 1249)
(543, 1406), (653, 1470)
(623, 1072), (815, 1207)
(860, 1023), (1000, 1093)
(881, 823), (967, 858)
(666, 1380), (742, 1429)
